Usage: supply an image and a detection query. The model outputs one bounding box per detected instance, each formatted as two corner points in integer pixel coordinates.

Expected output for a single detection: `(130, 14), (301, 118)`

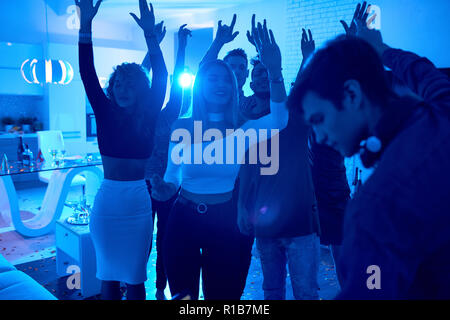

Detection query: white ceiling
(96, 0), (265, 22)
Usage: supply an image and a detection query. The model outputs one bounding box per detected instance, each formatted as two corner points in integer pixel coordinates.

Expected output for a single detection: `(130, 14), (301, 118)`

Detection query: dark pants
(163, 195), (252, 300)
(146, 180), (176, 291)
(237, 232), (254, 296)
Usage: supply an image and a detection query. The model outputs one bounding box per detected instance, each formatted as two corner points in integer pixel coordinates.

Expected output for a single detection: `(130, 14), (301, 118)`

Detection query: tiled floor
(1, 182), (340, 300)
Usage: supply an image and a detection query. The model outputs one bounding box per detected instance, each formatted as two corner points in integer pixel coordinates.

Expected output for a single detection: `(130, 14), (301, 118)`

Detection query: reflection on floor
(1, 182), (340, 300)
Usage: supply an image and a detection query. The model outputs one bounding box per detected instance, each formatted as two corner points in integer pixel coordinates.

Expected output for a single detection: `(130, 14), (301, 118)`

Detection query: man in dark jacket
(309, 133), (350, 287)
(238, 32), (322, 300)
(288, 3), (450, 299)
(238, 110), (321, 300)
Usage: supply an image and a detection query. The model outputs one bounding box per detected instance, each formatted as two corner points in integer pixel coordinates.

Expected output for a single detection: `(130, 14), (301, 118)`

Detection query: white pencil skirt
(89, 179), (153, 285)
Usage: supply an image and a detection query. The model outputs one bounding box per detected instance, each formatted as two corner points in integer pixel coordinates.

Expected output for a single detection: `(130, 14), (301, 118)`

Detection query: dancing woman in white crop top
(151, 17), (289, 300)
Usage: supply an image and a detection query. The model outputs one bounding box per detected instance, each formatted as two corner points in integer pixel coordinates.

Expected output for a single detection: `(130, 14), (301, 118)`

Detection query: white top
(163, 100), (289, 194)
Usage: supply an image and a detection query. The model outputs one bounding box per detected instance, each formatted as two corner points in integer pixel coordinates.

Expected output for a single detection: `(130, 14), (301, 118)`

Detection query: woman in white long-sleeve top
(151, 19), (289, 300)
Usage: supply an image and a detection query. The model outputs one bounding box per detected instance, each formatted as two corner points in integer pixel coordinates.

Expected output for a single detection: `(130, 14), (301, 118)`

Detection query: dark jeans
(163, 195), (252, 300)
(146, 180), (176, 291)
(238, 232), (254, 297)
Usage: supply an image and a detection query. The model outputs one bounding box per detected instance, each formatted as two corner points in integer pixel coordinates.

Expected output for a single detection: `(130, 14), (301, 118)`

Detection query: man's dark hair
(288, 35), (393, 113)
(224, 48), (248, 66)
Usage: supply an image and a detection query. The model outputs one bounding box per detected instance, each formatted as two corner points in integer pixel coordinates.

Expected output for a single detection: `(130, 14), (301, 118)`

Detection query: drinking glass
(59, 149), (66, 164)
(48, 148), (59, 167)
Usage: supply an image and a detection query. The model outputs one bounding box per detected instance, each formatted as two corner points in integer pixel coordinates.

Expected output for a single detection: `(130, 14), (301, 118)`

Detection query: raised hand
(341, 1), (377, 37)
(352, 1), (370, 28)
(178, 24), (192, 49)
(252, 19), (282, 74)
(215, 14), (239, 45)
(130, 0), (155, 36)
(340, 18), (356, 37)
(246, 14), (257, 49)
(353, 2), (388, 56)
(301, 28), (315, 61)
(340, 1), (367, 36)
(75, 0), (102, 30)
(154, 21), (167, 44)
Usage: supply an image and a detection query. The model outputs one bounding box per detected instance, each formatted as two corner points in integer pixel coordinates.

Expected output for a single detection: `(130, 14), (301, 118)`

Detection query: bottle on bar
(36, 149), (44, 163)
(1, 154), (9, 174)
(17, 136), (25, 163)
(23, 144), (33, 167)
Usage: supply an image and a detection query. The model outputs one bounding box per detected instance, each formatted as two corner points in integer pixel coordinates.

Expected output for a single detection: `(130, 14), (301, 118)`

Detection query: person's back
(239, 111), (321, 300)
(338, 96), (450, 299)
(247, 112), (319, 238)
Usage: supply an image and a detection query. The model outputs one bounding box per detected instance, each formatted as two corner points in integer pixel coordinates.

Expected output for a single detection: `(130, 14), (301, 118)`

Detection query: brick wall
(284, 0), (358, 86)
(284, 0), (371, 192)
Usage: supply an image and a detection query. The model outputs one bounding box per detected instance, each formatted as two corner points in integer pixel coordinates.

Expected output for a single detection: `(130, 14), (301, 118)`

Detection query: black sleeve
(382, 48), (450, 106)
(78, 42), (109, 115)
(148, 49), (168, 112)
(153, 35), (187, 137)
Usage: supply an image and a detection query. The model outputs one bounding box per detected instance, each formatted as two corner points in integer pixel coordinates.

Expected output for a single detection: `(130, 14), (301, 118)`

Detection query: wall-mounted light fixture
(21, 59), (74, 85)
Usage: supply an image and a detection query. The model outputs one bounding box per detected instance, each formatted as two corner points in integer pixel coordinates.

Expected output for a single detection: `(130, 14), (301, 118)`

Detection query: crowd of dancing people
(76, 0), (450, 300)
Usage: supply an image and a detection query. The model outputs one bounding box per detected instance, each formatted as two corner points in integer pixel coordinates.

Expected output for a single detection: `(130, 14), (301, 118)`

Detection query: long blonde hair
(188, 59), (240, 129)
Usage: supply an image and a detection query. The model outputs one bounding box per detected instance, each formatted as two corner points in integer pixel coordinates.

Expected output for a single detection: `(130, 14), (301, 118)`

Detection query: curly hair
(105, 62), (151, 104)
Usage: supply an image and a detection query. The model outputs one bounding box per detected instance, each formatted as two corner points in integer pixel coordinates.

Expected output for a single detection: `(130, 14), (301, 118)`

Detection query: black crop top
(79, 42), (167, 159)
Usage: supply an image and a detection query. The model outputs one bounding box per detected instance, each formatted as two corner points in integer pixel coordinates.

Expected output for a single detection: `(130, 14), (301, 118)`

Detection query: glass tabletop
(0, 153), (103, 176)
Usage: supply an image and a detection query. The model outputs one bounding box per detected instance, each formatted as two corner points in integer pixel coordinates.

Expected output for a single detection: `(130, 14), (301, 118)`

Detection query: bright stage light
(178, 72), (195, 88)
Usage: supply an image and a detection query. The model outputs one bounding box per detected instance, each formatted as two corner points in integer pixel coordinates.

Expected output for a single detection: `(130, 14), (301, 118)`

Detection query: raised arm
(241, 19), (288, 134)
(381, 49), (450, 104)
(141, 21), (166, 72)
(246, 14), (258, 54)
(200, 14), (239, 66)
(131, 0), (168, 108)
(350, 1), (450, 104)
(293, 28), (316, 87)
(146, 25), (192, 182)
(141, 53), (151, 72)
(299, 29), (315, 72)
(76, 0), (109, 112)
(161, 24), (191, 123)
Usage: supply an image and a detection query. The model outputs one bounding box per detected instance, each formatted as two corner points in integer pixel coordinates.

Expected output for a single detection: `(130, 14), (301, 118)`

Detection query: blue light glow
(178, 72), (195, 88)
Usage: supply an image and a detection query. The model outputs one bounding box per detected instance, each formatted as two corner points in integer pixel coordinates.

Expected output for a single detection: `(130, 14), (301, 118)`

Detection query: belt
(177, 194), (237, 215)
(177, 195), (209, 214)
(180, 188), (233, 204)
